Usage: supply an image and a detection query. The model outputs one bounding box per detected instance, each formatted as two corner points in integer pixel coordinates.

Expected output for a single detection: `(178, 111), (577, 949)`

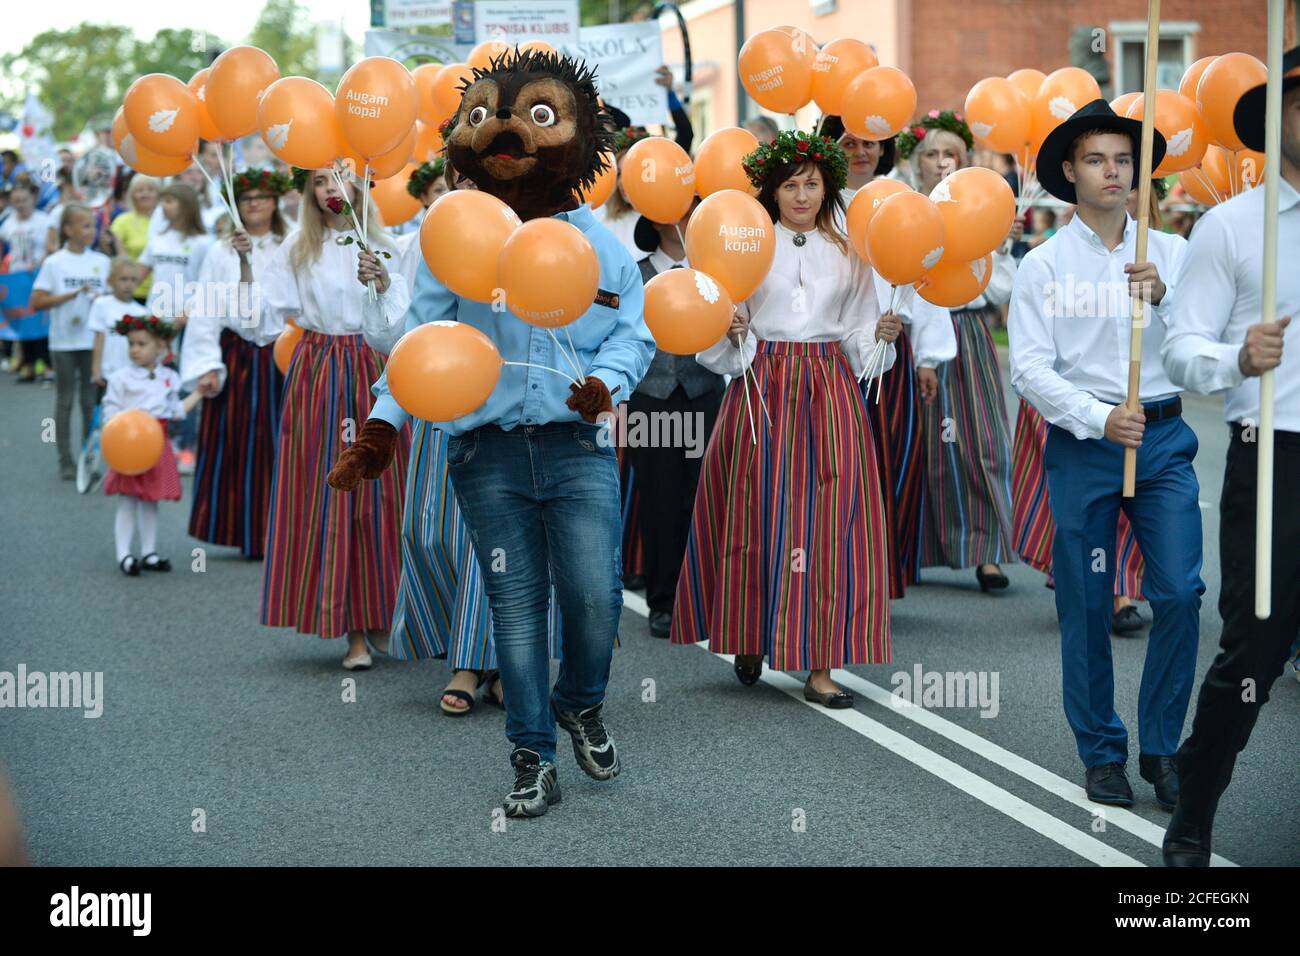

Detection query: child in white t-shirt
(139, 182), (213, 324)
(90, 257), (148, 387)
(30, 204), (110, 480)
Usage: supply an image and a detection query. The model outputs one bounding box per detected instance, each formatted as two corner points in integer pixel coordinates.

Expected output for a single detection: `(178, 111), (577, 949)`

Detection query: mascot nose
(495, 108), (512, 120)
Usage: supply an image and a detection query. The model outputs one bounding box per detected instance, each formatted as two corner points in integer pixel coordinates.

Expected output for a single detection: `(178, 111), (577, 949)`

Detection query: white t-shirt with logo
(88, 295), (148, 380)
(140, 229), (213, 319)
(0, 210), (52, 272)
(32, 248), (111, 351)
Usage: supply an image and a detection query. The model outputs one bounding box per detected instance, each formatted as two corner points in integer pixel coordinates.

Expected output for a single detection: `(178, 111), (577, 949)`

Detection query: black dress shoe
(1085, 762), (1135, 807)
(1139, 754), (1179, 811)
(1163, 801), (1212, 867)
(733, 655), (763, 685)
(975, 566), (1009, 592)
(1111, 604), (1146, 636)
(648, 610), (671, 639)
(622, 574), (646, 591)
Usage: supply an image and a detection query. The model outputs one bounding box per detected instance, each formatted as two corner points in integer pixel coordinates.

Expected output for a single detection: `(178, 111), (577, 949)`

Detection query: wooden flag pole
(1122, 0), (1162, 497)
(1255, 0), (1284, 619)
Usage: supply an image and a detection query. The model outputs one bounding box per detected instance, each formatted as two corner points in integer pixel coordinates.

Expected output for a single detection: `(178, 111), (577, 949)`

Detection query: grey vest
(635, 257), (726, 401)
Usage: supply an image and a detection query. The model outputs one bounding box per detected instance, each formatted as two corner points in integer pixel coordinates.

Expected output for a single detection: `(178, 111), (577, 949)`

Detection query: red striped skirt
(670, 339), (891, 670)
(1011, 398), (1146, 598)
(260, 331), (410, 638)
(188, 329), (284, 558)
(104, 419), (181, 501)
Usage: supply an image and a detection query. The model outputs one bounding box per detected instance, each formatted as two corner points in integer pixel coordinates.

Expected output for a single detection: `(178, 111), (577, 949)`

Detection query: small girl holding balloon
(102, 315), (203, 576)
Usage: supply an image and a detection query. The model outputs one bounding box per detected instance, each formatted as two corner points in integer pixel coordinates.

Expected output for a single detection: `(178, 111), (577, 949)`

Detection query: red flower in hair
(813, 152), (822, 161)
(912, 126), (926, 138)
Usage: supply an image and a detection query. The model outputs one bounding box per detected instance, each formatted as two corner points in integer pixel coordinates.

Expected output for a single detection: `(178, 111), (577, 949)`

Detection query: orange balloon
(413, 122), (444, 163)
(412, 63), (443, 126)
(917, 254), (994, 308)
(845, 179), (910, 263)
(373, 164), (424, 226)
(1234, 148), (1267, 192)
(1032, 67), (1102, 150)
(1200, 144), (1268, 197)
(1179, 56), (1218, 103)
(738, 28), (817, 114)
(207, 46), (280, 140)
(965, 77), (1031, 153)
(811, 38), (879, 116)
(866, 191), (946, 286)
(841, 67), (917, 141)
(1110, 91), (1141, 116)
(258, 76), (342, 170)
(1124, 90), (1211, 175)
(123, 74), (201, 158)
(1007, 68), (1046, 102)
(420, 190), (521, 301)
(622, 137), (696, 224)
(499, 219), (600, 329)
(187, 69), (224, 143)
(1197, 52), (1267, 151)
(694, 127), (761, 198)
(684, 189), (776, 303)
(432, 64), (475, 124)
(644, 268), (735, 355)
(274, 322), (303, 375)
(118, 135), (191, 177)
(517, 41), (556, 58)
(111, 108), (129, 151)
(929, 167), (1015, 262)
(387, 321), (502, 421)
(577, 153), (617, 209)
(1179, 165), (1221, 206)
(468, 40), (513, 71)
(101, 410), (165, 476)
(342, 125), (416, 181)
(336, 56), (418, 159)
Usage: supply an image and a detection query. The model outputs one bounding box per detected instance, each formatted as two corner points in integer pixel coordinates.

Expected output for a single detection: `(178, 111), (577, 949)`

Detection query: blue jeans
(1044, 409), (1204, 768)
(446, 422), (622, 763)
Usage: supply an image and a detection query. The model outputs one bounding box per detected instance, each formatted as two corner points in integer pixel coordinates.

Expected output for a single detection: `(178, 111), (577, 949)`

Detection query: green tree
(131, 28), (212, 82)
(247, 0), (318, 78)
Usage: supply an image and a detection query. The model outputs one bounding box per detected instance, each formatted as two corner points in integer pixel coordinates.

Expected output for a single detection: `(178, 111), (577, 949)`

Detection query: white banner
(378, 0), (453, 28)
(475, 1), (579, 46)
(364, 30), (466, 67)
(559, 22), (666, 128)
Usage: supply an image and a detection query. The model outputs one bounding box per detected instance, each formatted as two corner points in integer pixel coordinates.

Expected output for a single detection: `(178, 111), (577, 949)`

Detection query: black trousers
(626, 385), (722, 614)
(1173, 425), (1300, 830)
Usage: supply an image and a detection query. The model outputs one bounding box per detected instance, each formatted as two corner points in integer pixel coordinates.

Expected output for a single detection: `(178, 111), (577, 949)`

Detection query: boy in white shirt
(1008, 101), (1201, 813)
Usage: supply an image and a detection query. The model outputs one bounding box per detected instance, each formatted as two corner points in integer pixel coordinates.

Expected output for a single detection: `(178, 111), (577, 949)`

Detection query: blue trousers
(446, 422), (622, 763)
(1044, 412), (1204, 768)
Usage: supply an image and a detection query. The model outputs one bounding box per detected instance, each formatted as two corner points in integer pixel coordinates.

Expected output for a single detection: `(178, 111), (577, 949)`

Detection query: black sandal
(141, 553), (172, 572)
(734, 655), (763, 686)
(440, 670), (485, 716)
(119, 555), (140, 577)
(803, 680), (854, 709)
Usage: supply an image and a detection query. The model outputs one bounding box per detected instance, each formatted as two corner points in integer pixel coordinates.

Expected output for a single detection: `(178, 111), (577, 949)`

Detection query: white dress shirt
(697, 221), (892, 380)
(1009, 212), (1188, 440)
(872, 273), (956, 368)
(180, 232), (283, 391)
(103, 362), (186, 421)
(247, 226), (409, 348)
(1162, 178), (1299, 433)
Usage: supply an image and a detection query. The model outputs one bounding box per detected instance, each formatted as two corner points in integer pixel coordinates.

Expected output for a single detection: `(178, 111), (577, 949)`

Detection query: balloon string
(745, 361), (773, 430)
(546, 327), (585, 383)
(1192, 167), (1223, 205)
(501, 360), (581, 389)
(563, 326), (587, 385)
(738, 356), (757, 446)
(328, 165), (377, 302)
(220, 144), (245, 233)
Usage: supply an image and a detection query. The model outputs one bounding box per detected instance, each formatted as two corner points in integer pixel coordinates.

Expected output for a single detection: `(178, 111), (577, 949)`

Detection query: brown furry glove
(566, 378), (620, 423)
(326, 419), (399, 492)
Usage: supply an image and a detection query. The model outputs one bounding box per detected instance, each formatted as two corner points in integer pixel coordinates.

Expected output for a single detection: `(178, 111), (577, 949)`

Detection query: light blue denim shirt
(369, 204), (653, 437)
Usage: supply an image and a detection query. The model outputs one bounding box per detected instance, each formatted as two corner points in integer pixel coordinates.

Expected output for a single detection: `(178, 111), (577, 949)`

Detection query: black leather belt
(1142, 398), (1182, 422)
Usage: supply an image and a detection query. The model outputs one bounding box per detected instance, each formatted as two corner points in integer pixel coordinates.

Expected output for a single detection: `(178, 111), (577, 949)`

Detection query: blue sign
(0, 271), (51, 342)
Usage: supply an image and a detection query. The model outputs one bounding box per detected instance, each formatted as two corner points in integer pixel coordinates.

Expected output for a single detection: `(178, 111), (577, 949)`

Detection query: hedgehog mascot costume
(328, 50), (654, 819)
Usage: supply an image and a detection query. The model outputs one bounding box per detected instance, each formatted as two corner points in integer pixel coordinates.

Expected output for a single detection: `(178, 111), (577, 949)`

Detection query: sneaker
(177, 449), (197, 475)
(553, 702), (620, 780)
(34, 358), (48, 378)
(504, 748), (561, 818)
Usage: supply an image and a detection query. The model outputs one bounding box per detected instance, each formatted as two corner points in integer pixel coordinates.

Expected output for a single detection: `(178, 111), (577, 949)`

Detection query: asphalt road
(1, 362), (1296, 867)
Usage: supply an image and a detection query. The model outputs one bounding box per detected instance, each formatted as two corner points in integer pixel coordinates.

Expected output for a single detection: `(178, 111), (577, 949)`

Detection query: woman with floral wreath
(900, 110), (1022, 593)
(669, 130), (899, 707)
(181, 166), (292, 559)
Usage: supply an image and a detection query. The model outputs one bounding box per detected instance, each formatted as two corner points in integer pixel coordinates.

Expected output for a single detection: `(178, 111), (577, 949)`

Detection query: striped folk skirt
(671, 339), (891, 671)
(920, 308), (1017, 570)
(260, 331), (409, 639)
(391, 418), (560, 667)
(1011, 398), (1146, 598)
(188, 329), (284, 558)
(617, 442), (645, 580)
(864, 327), (924, 599)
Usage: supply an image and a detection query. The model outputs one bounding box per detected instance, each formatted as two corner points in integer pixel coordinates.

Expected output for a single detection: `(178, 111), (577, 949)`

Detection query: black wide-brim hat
(1036, 98), (1167, 205)
(1233, 46), (1300, 153)
(816, 115), (895, 178)
(634, 214), (660, 253)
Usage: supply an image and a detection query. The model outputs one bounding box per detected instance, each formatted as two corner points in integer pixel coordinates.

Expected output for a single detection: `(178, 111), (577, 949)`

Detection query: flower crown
(223, 166), (292, 207)
(290, 167), (310, 194)
(406, 159), (446, 199)
(611, 125), (650, 155)
(897, 109), (974, 161)
(742, 130), (849, 191)
(114, 314), (176, 339)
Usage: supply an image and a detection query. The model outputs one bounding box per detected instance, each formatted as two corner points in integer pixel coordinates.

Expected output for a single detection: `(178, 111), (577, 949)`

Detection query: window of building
(1109, 21), (1201, 96)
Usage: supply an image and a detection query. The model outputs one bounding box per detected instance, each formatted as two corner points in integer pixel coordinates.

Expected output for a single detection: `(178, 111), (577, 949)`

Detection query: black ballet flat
(119, 556), (140, 577)
(141, 553), (172, 572)
(976, 566), (1009, 592)
(733, 656), (763, 686)
(803, 681), (854, 709)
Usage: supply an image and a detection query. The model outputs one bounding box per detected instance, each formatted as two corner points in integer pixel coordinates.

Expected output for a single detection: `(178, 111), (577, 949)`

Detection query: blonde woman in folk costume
(671, 131), (900, 707)
(250, 165), (411, 669)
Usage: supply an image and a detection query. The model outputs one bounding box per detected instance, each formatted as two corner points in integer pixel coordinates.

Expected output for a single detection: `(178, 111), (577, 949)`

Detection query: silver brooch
(793, 232), (806, 247)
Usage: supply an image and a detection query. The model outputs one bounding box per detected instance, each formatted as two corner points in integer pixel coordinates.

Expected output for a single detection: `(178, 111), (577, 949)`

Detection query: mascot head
(445, 49), (616, 221)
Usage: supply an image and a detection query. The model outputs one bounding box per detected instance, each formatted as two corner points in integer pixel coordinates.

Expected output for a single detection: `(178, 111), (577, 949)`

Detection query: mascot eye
(468, 106), (488, 127)
(530, 104), (556, 127)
